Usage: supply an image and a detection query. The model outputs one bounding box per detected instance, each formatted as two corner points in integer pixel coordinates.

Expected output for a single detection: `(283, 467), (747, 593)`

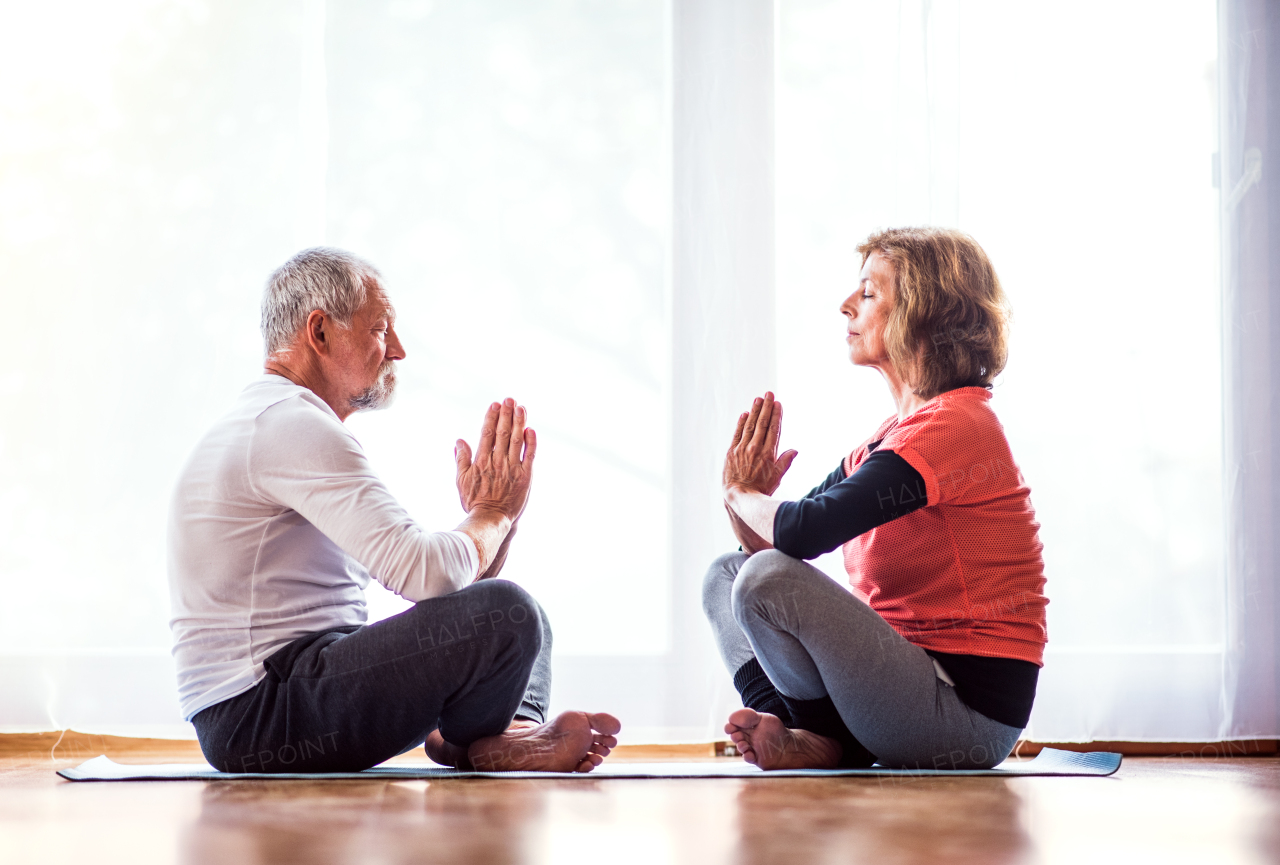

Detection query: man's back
(168, 374), (474, 721)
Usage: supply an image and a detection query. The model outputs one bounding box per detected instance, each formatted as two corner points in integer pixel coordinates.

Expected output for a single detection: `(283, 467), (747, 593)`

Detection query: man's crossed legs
(193, 579), (618, 773)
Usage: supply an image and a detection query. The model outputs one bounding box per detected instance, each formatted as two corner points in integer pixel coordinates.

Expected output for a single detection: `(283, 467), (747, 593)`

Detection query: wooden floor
(2, 740), (1278, 864)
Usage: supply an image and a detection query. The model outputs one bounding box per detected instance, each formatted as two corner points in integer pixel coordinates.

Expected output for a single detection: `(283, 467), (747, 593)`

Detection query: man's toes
(728, 708), (761, 730)
(596, 734), (618, 750)
(588, 712), (621, 736)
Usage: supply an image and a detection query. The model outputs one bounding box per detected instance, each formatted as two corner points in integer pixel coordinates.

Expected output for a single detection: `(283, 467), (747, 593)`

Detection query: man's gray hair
(261, 247), (382, 356)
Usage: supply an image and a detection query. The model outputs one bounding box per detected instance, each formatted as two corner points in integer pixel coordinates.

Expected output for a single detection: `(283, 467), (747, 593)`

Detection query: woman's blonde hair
(857, 227), (1010, 400)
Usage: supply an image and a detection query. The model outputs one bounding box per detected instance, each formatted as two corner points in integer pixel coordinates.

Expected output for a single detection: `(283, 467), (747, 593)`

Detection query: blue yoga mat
(58, 748), (1120, 781)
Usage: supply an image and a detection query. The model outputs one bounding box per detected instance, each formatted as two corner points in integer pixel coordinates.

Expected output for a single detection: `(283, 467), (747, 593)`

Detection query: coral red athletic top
(839, 387), (1048, 665)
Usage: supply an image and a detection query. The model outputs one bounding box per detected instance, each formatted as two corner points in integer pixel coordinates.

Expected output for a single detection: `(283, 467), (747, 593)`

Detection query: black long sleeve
(773, 450), (927, 560)
(775, 448), (1039, 729)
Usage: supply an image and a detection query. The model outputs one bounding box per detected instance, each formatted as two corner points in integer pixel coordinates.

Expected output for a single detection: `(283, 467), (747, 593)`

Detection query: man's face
(328, 280), (405, 413)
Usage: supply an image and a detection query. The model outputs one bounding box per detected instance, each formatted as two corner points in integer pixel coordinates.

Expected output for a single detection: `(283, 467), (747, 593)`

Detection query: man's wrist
(468, 505), (512, 525)
(455, 509), (513, 578)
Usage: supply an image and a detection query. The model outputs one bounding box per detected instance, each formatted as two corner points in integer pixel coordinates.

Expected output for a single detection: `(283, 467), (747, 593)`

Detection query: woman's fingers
(748, 392), (776, 450)
(765, 398), (784, 454)
(507, 404), (527, 465)
(776, 448), (798, 476)
(743, 396), (765, 446)
(475, 402), (500, 469)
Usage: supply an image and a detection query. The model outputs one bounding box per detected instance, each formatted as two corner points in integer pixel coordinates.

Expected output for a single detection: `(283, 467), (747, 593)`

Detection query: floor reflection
(181, 777), (554, 865)
(731, 776), (1034, 865)
(178, 773), (1035, 865)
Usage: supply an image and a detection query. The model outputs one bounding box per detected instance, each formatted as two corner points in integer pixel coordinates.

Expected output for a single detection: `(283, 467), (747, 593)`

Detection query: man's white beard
(349, 363), (397, 412)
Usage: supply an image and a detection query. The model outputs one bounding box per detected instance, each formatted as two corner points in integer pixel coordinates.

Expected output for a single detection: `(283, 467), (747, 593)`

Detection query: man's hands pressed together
(454, 398), (536, 579)
(722, 391), (797, 551)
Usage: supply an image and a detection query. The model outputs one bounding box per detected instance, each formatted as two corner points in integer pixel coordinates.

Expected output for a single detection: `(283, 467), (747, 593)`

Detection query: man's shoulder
(246, 379), (363, 473)
(233, 376), (339, 434)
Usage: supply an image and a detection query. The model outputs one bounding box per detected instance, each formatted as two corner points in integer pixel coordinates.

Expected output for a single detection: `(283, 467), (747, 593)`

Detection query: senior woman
(703, 227), (1047, 770)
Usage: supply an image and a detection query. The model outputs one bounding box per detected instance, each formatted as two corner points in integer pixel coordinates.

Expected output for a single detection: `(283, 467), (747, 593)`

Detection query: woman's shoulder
(887, 387), (1004, 445)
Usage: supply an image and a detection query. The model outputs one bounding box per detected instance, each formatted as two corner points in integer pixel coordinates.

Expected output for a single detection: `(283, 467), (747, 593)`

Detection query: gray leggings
(702, 550), (1021, 769)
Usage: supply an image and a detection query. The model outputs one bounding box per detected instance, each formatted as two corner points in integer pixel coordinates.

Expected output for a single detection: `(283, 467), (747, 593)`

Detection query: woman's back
(843, 386), (1048, 664)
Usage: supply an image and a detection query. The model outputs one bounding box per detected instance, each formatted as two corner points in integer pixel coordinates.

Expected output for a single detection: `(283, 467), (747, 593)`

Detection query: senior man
(169, 247), (619, 773)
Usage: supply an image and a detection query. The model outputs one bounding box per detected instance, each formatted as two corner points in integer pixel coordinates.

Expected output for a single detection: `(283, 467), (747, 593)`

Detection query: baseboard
(0, 730), (725, 763)
(1012, 739), (1280, 757)
(0, 730), (205, 760)
(8, 731), (1275, 763)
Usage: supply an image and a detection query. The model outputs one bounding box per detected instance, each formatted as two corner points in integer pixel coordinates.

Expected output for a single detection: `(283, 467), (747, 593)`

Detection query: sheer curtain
(1220, 0), (1280, 739)
(776, 0), (1276, 742)
(1, 0), (1274, 743)
(0, 0), (674, 739)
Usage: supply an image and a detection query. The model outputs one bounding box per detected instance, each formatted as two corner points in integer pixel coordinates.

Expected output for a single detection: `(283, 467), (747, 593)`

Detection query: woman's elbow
(771, 535), (835, 561)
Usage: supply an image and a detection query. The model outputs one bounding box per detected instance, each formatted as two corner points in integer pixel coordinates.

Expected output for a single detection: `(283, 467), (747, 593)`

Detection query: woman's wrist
(724, 486), (779, 545)
(724, 483), (761, 511)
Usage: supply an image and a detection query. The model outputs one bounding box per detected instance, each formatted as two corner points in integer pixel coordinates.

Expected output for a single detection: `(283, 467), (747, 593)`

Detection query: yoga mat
(58, 748), (1120, 781)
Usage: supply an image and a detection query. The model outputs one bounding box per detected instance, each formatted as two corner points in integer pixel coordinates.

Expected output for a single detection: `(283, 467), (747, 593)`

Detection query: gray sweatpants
(702, 550), (1021, 769)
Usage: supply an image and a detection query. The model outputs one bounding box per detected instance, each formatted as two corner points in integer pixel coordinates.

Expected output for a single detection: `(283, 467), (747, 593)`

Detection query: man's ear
(304, 309), (329, 355)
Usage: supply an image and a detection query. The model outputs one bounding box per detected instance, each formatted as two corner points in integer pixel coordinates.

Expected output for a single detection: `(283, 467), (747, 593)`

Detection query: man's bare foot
(466, 711), (621, 773)
(424, 727), (467, 767)
(725, 708), (841, 770)
(425, 720), (543, 767)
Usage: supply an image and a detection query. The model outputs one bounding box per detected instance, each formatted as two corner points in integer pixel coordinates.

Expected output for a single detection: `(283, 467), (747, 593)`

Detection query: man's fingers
(475, 403), (500, 468)
(730, 412), (748, 449)
(776, 448), (798, 476)
(521, 427), (537, 467)
(493, 398), (515, 463)
(455, 439), (473, 473)
(507, 405), (527, 464)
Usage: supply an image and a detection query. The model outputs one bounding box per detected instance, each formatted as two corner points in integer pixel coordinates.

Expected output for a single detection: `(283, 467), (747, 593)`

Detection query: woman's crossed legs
(702, 550), (1020, 770)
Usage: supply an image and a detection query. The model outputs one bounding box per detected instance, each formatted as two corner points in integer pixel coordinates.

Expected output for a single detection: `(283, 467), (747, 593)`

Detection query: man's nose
(387, 328), (407, 361)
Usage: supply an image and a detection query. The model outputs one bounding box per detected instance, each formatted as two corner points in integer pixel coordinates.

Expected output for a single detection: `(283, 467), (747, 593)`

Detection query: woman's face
(840, 252), (894, 368)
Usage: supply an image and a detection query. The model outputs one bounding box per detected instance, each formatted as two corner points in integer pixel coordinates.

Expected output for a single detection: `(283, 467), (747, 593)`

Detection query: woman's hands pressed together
(454, 398), (536, 579)
(723, 392), (797, 497)
(722, 392), (797, 551)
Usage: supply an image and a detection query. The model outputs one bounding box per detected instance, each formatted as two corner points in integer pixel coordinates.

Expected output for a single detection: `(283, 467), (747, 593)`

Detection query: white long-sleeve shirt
(168, 374), (478, 720)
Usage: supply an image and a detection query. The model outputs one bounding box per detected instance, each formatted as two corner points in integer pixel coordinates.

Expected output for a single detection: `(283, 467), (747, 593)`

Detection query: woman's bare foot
(465, 711), (621, 773)
(725, 708), (841, 770)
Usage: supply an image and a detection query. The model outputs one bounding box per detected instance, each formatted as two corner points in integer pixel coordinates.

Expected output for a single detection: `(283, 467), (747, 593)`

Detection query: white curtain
(1219, 0), (1279, 739)
(1, 0), (1274, 743)
(775, 0), (1276, 742)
